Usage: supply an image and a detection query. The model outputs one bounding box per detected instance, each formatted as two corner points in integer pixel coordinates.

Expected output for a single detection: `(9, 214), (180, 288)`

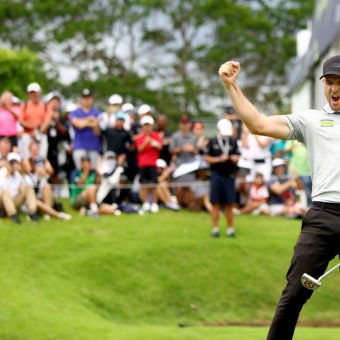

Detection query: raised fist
(218, 61), (241, 86)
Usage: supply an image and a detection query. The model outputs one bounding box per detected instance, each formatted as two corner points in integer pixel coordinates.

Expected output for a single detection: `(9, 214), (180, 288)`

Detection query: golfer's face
(323, 75), (340, 111)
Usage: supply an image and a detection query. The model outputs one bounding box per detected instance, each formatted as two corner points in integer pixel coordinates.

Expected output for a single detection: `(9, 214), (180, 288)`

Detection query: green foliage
(0, 48), (51, 99)
(0, 0), (315, 114)
(0, 205), (339, 339)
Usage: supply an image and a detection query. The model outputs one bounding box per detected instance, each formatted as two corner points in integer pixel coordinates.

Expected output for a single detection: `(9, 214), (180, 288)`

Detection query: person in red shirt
(135, 116), (162, 213)
(19, 83), (52, 159)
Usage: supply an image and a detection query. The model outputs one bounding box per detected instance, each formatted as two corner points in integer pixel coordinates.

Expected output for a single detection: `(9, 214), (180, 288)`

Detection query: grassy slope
(0, 206), (339, 339)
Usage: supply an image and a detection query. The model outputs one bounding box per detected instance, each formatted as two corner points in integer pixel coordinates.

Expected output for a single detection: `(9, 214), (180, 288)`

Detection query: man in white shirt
(0, 152), (38, 224)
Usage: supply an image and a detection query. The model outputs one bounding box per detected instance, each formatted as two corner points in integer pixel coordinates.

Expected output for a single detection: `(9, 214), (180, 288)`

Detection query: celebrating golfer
(219, 55), (340, 340)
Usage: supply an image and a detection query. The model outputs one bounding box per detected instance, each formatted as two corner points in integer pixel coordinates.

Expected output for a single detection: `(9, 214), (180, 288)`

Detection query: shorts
(210, 171), (236, 205)
(72, 195), (88, 210)
(139, 166), (158, 184)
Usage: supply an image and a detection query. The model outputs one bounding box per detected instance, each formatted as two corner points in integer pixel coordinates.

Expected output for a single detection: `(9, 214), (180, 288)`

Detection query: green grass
(0, 203), (339, 339)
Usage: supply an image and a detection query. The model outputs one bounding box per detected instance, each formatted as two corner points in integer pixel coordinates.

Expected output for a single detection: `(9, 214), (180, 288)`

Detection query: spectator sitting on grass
(239, 172), (269, 215)
(155, 158), (179, 211)
(0, 152), (39, 224)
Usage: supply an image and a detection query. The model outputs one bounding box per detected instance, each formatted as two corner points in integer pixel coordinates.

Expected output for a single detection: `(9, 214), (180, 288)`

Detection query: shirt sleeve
(282, 112), (306, 143)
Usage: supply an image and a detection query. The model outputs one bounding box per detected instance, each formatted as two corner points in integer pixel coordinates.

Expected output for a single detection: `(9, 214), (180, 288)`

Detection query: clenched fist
(218, 61), (241, 86)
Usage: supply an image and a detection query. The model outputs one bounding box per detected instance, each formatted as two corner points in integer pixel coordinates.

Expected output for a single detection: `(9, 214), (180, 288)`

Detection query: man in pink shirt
(19, 83), (52, 159)
(0, 91), (20, 147)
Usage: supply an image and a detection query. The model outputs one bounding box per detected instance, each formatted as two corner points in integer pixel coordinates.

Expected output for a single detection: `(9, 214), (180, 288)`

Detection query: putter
(301, 263), (340, 290)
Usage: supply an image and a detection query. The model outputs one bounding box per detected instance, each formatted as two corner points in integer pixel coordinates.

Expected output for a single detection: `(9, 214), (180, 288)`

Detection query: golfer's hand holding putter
(218, 56), (340, 340)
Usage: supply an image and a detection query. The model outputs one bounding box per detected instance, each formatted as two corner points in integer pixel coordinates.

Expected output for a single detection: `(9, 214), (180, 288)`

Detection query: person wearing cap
(170, 115), (198, 207)
(99, 94), (124, 132)
(154, 114), (172, 165)
(46, 92), (68, 184)
(130, 104), (153, 140)
(204, 118), (240, 238)
(267, 158), (305, 218)
(19, 83), (52, 160)
(0, 91), (20, 147)
(70, 89), (101, 169)
(135, 115), (162, 213)
(219, 55), (340, 339)
(121, 103), (135, 131)
(0, 152), (39, 223)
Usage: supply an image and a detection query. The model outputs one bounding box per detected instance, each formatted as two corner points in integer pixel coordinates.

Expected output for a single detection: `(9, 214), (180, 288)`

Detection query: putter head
(301, 273), (321, 290)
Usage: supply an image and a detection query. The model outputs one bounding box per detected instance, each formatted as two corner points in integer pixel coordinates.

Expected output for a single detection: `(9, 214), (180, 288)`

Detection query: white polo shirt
(0, 167), (25, 198)
(283, 104), (340, 203)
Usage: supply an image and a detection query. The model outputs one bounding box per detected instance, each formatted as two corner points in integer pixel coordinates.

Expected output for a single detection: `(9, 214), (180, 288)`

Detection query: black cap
(81, 88), (93, 97)
(81, 155), (91, 161)
(320, 55), (340, 79)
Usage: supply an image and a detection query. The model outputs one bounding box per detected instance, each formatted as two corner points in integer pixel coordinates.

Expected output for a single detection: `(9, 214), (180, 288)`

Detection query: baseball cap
(217, 119), (232, 136)
(7, 152), (21, 163)
(81, 155), (91, 161)
(27, 82), (42, 93)
(180, 115), (191, 124)
(45, 91), (61, 103)
(122, 103), (135, 113)
(115, 112), (126, 120)
(81, 88), (93, 97)
(12, 96), (21, 104)
(225, 106), (236, 114)
(156, 159), (167, 168)
(272, 158), (285, 167)
(320, 55), (340, 79)
(137, 104), (151, 115)
(108, 94), (123, 105)
(140, 115), (154, 126)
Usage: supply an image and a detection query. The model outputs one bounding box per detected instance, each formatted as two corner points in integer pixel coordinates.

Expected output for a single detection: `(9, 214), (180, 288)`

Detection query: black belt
(313, 201), (340, 211)
(254, 159), (266, 164)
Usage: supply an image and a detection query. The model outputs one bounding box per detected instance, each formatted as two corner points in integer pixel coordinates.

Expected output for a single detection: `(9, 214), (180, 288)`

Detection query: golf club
(301, 263), (340, 290)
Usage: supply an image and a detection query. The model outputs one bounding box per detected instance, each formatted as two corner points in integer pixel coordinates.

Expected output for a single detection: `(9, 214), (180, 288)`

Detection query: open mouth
(332, 95), (340, 102)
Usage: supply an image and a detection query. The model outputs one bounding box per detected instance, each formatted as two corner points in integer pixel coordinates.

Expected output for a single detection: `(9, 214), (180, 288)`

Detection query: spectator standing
(99, 94), (123, 132)
(240, 123), (272, 181)
(155, 114), (172, 165)
(0, 91), (20, 147)
(121, 102), (135, 132)
(204, 119), (240, 238)
(135, 116), (162, 213)
(284, 140), (312, 207)
(70, 89), (101, 169)
(192, 121), (209, 155)
(19, 83), (52, 159)
(170, 115), (198, 206)
(0, 152), (39, 223)
(46, 92), (68, 184)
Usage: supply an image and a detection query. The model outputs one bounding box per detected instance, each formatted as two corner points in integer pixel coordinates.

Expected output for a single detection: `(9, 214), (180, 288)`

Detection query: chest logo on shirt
(320, 119), (334, 127)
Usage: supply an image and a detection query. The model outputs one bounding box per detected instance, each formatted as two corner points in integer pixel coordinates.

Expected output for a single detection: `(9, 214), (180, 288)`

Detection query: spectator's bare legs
(177, 186), (194, 206)
(139, 187), (148, 203)
(42, 183), (53, 207)
(157, 182), (173, 205)
(240, 200), (260, 214)
(81, 184), (97, 204)
(36, 200), (71, 220)
(211, 203), (220, 227)
(223, 203), (234, 228)
(202, 195), (213, 213)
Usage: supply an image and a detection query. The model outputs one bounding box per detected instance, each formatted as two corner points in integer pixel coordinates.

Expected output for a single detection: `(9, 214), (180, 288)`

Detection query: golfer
(219, 55), (340, 340)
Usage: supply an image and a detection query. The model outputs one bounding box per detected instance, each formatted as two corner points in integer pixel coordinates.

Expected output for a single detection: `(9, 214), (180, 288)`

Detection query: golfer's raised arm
(219, 61), (290, 140)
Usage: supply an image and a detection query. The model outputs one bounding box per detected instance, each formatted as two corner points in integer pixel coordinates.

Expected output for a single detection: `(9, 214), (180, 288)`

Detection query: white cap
(66, 102), (77, 112)
(45, 92), (61, 103)
(237, 158), (252, 169)
(137, 104), (151, 115)
(108, 94), (123, 105)
(7, 152), (21, 163)
(156, 159), (167, 168)
(217, 119), (232, 136)
(272, 158), (286, 167)
(27, 82), (42, 93)
(12, 96), (21, 104)
(122, 103), (135, 113)
(140, 115), (154, 126)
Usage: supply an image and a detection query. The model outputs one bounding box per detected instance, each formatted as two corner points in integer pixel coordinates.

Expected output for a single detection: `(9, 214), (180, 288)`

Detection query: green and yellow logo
(320, 119), (335, 127)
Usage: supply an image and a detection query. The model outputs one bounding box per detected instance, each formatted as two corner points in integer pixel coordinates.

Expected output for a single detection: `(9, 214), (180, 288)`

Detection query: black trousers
(267, 202), (340, 340)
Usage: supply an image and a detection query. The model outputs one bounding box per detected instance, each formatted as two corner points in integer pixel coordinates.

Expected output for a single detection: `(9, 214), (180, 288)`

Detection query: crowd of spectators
(0, 83), (312, 229)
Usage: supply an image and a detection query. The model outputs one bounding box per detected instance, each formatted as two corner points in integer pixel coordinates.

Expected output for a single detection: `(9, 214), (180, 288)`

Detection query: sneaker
(58, 212), (72, 220)
(226, 228), (236, 238)
(232, 207), (241, 215)
(142, 202), (151, 212)
(150, 203), (159, 213)
(43, 214), (51, 220)
(27, 212), (39, 222)
(165, 202), (180, 211)
(11, 213), (22, 224)
(113, 209), (122, 216)
(212, 230), (220, 238)
(89, 211), (100, 219)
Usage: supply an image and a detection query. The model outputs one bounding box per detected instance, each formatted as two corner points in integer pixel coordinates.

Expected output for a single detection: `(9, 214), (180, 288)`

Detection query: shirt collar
(323, 103), (340, 115)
